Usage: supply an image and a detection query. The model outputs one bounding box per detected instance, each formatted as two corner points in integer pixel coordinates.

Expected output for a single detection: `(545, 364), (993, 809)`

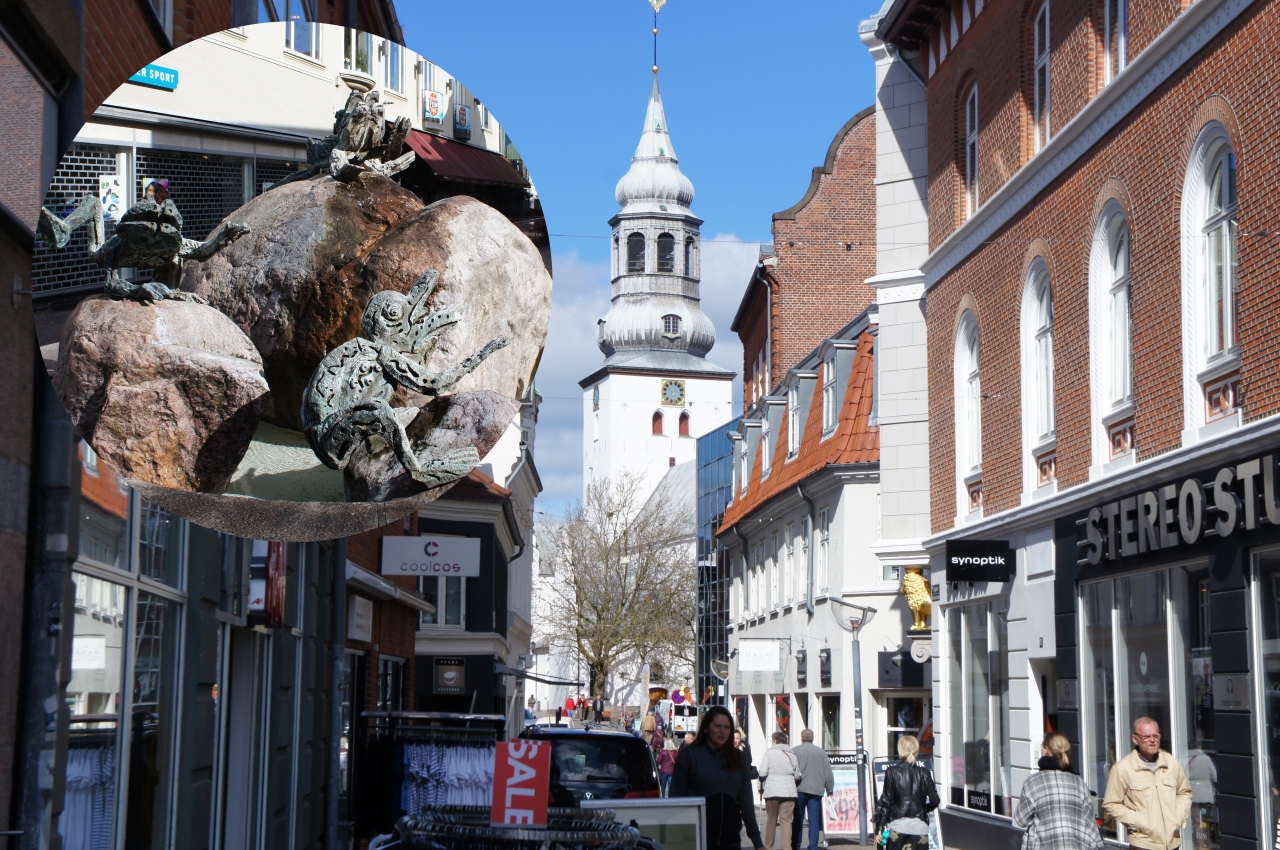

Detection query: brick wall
(738, 280), (768, 410)
(347, 514), (419, 710)
(737, 110), (877, 408)
(925, 0), (1279, 530)
(922, 0), (1194, 248)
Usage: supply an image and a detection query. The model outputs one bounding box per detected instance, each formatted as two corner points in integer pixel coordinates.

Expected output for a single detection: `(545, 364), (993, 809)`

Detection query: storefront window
(775, 695), (791, 739)
(126, 592), (180, 849)
(377, 658), (404, 712)
(822, 696), (840, 751)
(1080, 566), (1217, 850)
(81, 498), (129, 570)
(1254, 551), (1280, 848)
(887, 697), (927, 757)
(946, 601), (1011, 814)
(137, 499), (182, 587)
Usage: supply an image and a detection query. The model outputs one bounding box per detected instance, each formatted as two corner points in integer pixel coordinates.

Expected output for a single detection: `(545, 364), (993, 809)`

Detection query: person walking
(680, 732), (695, 754)
(1103, 717), (1192, 850)
(564, 695), (575, 727)
(593, 695), (605, 724)
(641, 710), (658, 748)
(792, 729), (834, 850)
(872, 735), (940, 850)
(555, 706), (562, 725)
(658, 736), (678, 797)
(759, 732), (802, 850)
(1014, 732), (1103, 850)
(671, 706), (766, 850)
(734, 729), (759, 780)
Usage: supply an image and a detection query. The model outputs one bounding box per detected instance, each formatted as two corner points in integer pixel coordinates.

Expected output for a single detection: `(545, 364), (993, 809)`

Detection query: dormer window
(761, 417), (772, 477)
(627, 233), (646, 273)
(657, 233), (676, 272)
(663, 314), (681, 336)
(822, 356), (837, 432)
(787, 385), (800, 458)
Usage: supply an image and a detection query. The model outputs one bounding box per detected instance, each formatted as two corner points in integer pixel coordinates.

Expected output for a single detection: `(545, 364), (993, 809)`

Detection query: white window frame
(761, 417), (772, 477)
(1089, 204), (1135, 474)
(784, 524), (795, 602)
(1021, 262), (1055, 493)
(943, 600), (1012, 815)
(787, 385), (800, 458)
(344, 28), (372, 75)
(1179, 123), (1240, 443)
(1033, 3), (1051, 151)
(384, 39), (404, 93)
(822, 356), (837, 433)
(419, 575), (466, 628)
(1104, 0), (1128, 83)
(965, 87), (979, 217)
(817, 509), (830, 592)
(955, 312), (983, 516)
(281, 0), (320, 60)
(769, 532), (779, 609)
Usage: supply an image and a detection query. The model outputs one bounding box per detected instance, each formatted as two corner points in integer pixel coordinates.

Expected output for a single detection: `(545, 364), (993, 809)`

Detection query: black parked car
(518, 726), (660, 802)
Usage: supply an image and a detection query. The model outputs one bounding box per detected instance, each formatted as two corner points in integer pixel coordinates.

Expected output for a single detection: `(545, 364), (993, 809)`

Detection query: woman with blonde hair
(872, 736), (939, 849)
(1014, 732), (1103, 850)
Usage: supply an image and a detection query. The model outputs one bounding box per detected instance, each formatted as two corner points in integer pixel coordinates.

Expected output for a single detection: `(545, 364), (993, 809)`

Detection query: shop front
(937, 446), (1280, 850)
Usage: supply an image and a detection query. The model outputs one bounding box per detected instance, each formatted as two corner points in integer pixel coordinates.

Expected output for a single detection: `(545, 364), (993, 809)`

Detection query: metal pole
(852, 626), (868, 846)
(326, 537), (348, 850)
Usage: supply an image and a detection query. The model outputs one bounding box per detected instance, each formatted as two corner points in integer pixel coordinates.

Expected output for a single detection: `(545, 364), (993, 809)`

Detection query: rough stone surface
(183, 181), (549, 432)
(345, 390), (519, 501)
(180, 173), (424, 429)
(55, 296), (269, 492)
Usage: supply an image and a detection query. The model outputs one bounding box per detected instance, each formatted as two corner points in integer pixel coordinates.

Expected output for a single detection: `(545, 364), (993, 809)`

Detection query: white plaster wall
(583, 372), (732, 500)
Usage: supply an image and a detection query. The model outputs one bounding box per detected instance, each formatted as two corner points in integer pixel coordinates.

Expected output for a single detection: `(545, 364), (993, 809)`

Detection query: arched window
(657, 233), (675, 272)
(663, 314), (681, 335)
(964, 86), (979, 217)
(955, 312), (982, 513)
(1106, 217), (1132, 408)
(1090, 204), (1135, 469)
(679, 411), (690, 437)
(627, 232), (646, 273)
(612, 235), (619, 277)
(1032, 2), (1051, 151)
(685, 237), (695, 276)
(652, 410), (664, 435)
(1022, 263), (1055, 488)
(1181, 123), (1240, 435)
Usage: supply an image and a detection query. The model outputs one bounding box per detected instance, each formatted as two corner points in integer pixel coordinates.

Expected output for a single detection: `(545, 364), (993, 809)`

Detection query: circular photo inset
(33, 23), (552, 540)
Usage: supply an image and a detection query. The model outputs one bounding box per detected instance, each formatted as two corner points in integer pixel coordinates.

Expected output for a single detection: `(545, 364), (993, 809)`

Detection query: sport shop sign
(381, 535), (481, 577)
(1080, 452), (1280, 566)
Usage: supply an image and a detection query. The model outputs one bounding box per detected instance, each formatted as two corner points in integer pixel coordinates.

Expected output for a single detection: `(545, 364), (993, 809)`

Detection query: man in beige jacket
(1103, 717), (1192, 850)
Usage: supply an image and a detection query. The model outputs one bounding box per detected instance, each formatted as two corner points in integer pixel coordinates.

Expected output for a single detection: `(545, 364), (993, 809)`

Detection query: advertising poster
(142, 178), (169, 202)
(424, 90), (446, 126)
(99, 175), (124, 221)
(824, 765), (862, 833)
(455, 104), (472, 140)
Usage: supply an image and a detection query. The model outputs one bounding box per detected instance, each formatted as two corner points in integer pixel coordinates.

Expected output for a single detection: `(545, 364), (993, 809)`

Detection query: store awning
(404, 130), (531, 188)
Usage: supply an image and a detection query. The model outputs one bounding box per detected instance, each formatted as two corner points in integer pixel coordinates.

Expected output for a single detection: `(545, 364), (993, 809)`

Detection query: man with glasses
(1103, 717), (1192, 850)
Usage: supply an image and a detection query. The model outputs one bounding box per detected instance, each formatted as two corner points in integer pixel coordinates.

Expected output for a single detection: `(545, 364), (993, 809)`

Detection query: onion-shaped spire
(614, 75), (695, 209)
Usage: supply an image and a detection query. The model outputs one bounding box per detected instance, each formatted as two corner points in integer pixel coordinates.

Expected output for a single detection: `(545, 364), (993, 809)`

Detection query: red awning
(403, 130), (530, 188)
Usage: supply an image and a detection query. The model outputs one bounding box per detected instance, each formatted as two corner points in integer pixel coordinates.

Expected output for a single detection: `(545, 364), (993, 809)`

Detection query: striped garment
(1013, 768), (1104, 850)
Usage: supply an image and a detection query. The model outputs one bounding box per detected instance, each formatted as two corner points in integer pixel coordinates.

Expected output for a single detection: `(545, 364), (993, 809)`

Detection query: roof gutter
(796, 485), (817, 619)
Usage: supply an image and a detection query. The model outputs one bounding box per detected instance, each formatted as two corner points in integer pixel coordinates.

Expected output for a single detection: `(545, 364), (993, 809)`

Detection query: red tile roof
(717, 332), (878, 533)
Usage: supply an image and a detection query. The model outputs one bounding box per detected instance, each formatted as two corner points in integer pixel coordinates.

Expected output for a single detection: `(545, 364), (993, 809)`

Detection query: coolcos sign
(382, 536), (481, 577)
(1081, 452), (1280, 566)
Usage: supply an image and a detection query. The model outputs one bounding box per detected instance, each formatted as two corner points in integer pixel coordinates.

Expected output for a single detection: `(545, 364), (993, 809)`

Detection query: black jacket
(873, 762), (940, 828)
(671, 744), (763, 849)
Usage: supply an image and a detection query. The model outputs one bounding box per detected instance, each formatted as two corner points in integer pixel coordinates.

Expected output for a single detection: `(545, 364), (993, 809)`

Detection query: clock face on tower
(660, 380), (686, 407)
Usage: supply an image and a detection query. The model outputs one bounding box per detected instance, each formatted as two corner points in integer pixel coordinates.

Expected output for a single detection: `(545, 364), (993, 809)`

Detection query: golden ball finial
(653, 27), (659, 34)
(652, 64), (659, 73)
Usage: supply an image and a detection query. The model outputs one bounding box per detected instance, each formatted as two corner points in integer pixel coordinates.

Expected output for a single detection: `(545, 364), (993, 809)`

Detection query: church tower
(580, 67), (734, 500)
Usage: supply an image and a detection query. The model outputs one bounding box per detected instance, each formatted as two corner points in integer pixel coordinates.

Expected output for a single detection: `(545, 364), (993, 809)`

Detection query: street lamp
(845, 604), (877, 846)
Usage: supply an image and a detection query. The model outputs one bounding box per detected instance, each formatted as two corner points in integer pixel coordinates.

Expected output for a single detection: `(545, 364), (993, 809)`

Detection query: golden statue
(902, 567), (931, 631)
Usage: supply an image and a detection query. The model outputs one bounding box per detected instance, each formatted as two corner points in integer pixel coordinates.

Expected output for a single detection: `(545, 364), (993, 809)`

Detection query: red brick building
(732, 108), (878, 412)
(876, 0), (1280, 842)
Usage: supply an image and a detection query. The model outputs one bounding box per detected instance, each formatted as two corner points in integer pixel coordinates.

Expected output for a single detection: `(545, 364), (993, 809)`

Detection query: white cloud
(531, 237), (759, 517)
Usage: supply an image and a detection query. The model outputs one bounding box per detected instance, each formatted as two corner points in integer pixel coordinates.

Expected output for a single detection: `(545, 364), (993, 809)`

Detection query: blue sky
(399, 1), (883, 514)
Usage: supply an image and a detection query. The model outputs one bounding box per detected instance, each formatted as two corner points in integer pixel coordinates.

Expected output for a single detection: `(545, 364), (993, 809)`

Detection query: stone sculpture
(301, 268), (508, 497)
(37, 193), (250, 302)
(902, 566), (932, 632)
(275, 90), (415, 187)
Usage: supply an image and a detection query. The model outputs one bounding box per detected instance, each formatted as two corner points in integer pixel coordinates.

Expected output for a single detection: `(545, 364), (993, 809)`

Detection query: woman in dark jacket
(873, 736), (939, 850)
(671, 706), (765, 850)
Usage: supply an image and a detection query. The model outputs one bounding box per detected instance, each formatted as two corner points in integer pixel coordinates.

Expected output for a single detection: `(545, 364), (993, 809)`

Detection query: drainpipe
(326, 537), (348, 850)
(797, 485), (816, 618)
(13, 359), (80, 850)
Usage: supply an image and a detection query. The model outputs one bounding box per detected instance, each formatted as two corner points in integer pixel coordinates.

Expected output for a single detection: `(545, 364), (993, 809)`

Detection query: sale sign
(490, 741), (550, 826)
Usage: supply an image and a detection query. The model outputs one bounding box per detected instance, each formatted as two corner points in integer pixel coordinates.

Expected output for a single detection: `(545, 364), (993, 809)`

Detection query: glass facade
(696, 419), (738, 707)
(945, 600), (1012, 815)
(1079, 566), (1217, 850)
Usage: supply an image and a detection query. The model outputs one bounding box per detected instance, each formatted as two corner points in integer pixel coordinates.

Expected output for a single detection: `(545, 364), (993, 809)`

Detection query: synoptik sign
(1080, 452), (1280, 566)
(381, 535), (481, 576)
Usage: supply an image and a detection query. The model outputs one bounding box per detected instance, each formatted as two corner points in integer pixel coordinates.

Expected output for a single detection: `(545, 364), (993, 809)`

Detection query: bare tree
(540, 472), (695, 700)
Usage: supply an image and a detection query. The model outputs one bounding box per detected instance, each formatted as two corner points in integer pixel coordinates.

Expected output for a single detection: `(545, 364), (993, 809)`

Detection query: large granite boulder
(182, 178), (550, 431)
(55, 296), (269, 492)
(345, 390), (519, 502)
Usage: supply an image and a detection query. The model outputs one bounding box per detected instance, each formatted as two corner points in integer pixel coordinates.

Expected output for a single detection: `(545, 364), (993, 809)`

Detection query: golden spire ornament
(649, 0), (666, 11)
(649, 0), (665, 72)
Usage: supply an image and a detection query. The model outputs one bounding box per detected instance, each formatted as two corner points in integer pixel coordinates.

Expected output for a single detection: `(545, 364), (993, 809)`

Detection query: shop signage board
(737, 639), (780, 672)
(1213, 673), (1249, 710)
(347, 595), (373, 642)
(1079, 452), (1280, 566)
(71, 636), (106, 670)
(434, 657), (466, 694)
(491, 740), (551, 825)
(382, 535), (481, 577)
(423, 90), (446, 126)
(824, 759), (861, 834)
(454, 104), (472, 141)
(944, 540), (1014, 582)
(127, 63), (179, 91)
